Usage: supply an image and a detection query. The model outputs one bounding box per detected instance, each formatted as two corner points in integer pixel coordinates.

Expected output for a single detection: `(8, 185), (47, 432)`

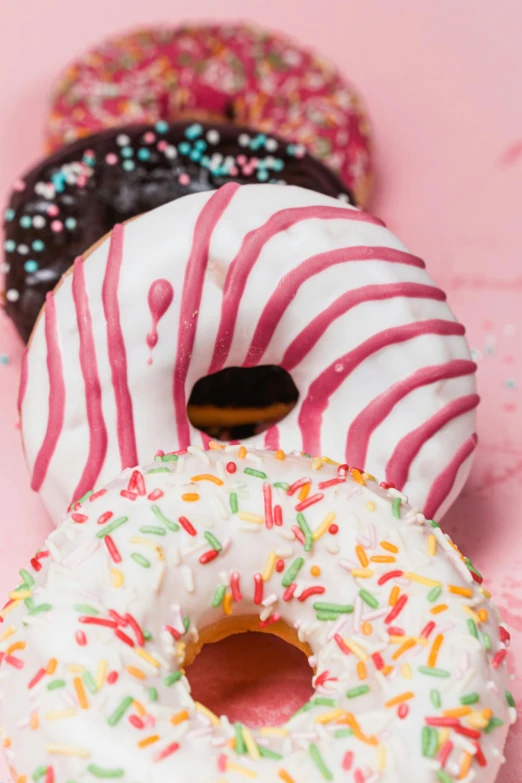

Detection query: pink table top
(0, 1), (521, 779)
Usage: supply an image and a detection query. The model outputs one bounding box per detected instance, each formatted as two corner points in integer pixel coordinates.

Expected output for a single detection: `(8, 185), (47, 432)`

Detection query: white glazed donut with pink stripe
(20, 183), (478, 522)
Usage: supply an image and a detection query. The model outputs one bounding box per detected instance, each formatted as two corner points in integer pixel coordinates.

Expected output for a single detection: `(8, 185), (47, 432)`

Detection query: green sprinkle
(313, 698), (336, 707)
(230, 493), (239, 514)
(107, 696), (133, 726)
(139, 525), (166, 536)
(359, 589), (378, 609)
(467, 618), (479, 639)
(146, 466), (171, 474)
(183, 616), (190, 632)
(427, 586), (442, 603)
(32, 767), (48, 781)
(316, 611), (341, 621)
(313, 602), (354, 614)
(392, 497), (402, 519)
(309, 743), (333, 781)
(163, 671), (182, 687)
(75, 490), (93, 506)
(160, 453), (178, 462)
(428, 519), (440, 528)
(148, 687), (158, 702)
(82, 671), (98, 694)
(484, 716), (504, 734)
(12, 583), (30, 594)
(19, 569), (35, 587)
(131, 553), (151, 568)
(418, 666), (451, 678)
(292, 701), (315, 717)
(143, 630), (153, 642)
(29, 604), (53, 616)
(273, 482), (290, 490)
(74, 604), (99, 616)
(481, 632), (492, 651)
(334, 728), (353, 738)
(96, 516), (128, 538)
(87, 766), (124, 779)
(296, 513), (313, 552)
(506, 690), (516, 709)
(436, 771), (453, 783)
(47, 679), (66, 691)
(24, 597), (35, 611)
(422, 725), (438, 758)
(430, 689), (442, 709)
(234, 722), (247, 754)
(346, 685), (370, 699)
(151, 505), (179, 531)
(465, 557), (482, 580)
(282, 557), (305, 587)
(258, 746), (283, 760)
(244, 468), (267, 480)
(460, 692), (480, 705)
(211, 584), (226, 607)
(205, 531), (222, 552)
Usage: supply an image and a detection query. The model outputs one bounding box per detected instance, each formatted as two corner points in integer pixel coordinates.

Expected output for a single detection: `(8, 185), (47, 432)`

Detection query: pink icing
(101, 224), (138, 470)
(30, 293), (65, 491)
(17, 348), (28, 413)
(423, 433), (479, 520)
(71, 257), (108, 503)
(146, 279), (174, 362)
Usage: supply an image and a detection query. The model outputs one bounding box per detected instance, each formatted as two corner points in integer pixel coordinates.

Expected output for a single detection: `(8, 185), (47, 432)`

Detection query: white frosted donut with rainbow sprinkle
(20, 183), (479, 522)
(0, 446), (514, 782)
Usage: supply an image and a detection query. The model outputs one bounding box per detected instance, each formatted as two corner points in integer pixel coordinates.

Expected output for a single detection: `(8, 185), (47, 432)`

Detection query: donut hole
(187, 366), (299, 441)
(185, 618), (314, 728)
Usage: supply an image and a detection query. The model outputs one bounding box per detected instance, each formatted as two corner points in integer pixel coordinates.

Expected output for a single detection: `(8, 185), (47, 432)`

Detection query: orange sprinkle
(380, 541), (398, 553)
(389, 586), (400, 606)
(310, 565), (321, 577)
(275, 450), (286, 461)
(385, 692), (414, 708)
(16, 776), (26, 783)
(382, 665), (393, 676)
(3, 737), (11, 748)
(478, 609), (488, 623)
(191, 474), (224, 486)
(133, 701), (147, 717)
(171, 710), (189, 725)
(223, 591), (233, 616)
(362, 621), (373, 636)
(355, 545), (369, 568)
(237, 446), (247, 459)
(126, 666), (147, 680)
(448, 585), (473, 598)
(351, 468), (366, 486)
(357, 661), (367, 680)
(278, 771), (295, 783)
(73, 677), (89, 710)
(181, 493), (199, 502)
(6, 641), (26, 655)
(428, 634), (444, 668)
(392, 639), (416, 660)
(371, 555), (396, 563)
(46, 658), (58, 675)
(458, 752), (473, 779)
(208, 441), (225, 450)
(29, 712), (39, 731)
(138, 735), (160, 749)
(443, 707), (471, 718)
(297, 482), (311, 502)
(431, 604), (449, 615)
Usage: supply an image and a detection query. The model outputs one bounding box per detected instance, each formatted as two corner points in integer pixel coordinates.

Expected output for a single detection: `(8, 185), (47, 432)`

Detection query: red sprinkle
(107, 671), (119, 685)
(263, 483), (274, 529)
(275, 558), (285, 573)
(125, 613), (145, 647)
(354, 769), (365, 783)
(298, 586), (326, 602)
(499, 626), (511, 644)
(334, 635), (351, 655)
(30, 558), (42, 572)
(492, 648), (507, 669)
(154, 742), (180, 762)
(295, 493), (324, 512)
(337, 464), (349, 477)
(291, 525), (306, 545)
(97, 511), (113, 526)
(474, 741), (487, 767)
(5, 655), (24, 670)
(253, 574), (263, 605)
(230, 572), (243, 602)
(179, 516), (197, 536)
(217, 754), (227, 773)
(89, 489), (107, 502)
(274, 505), (283, 526)
(44, 766), (55, 783)
(384, 594), (408, 624)
(454, 725), (481, 740)
(342, 751), (353, 771)
(259, 613), (280, 629)
(426, 717), (460, 728)
(470, 569), (483, 584)
(120, 490), (138, 501)
(314, 670), (334, 687)
(79, 617), (117, 628)
(387, 626), (405, 636)
(115, 629), (135, 648)
(199, 549), (219, 565)
(420, 621), (436, 639)
(372, 652), (385, 670)
(226, 462), (237, 474)
(75, 631), (87, 646)
(328, 524), (339, 535)
(71, 513), (88, 523)
(128, 470), (146, 496)
(148, 488), (164, 501)
(164, 625), (181, 641)
(104, 535), (122, 563)
(398, 703), (409, 719)
(317, 477), (345, 490)
(35, 551), (50, 561)
(438, 740), (453, 767)
(283, 583), (297, 602)
(377, 570), (403, 585)
(287, 478), (311, 496)
(109, 609), (128, 627)
(129, 715), (145, 730)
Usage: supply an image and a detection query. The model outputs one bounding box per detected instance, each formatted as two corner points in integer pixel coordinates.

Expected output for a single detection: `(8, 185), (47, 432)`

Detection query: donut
(20, 183), (479, 523)
(46, 23), (372, 203)
(0, 446), (514, 782)
(2, 121), (351, 343)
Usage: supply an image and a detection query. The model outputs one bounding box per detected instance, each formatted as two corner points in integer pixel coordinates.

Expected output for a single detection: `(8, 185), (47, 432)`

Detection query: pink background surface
(1, 1), (522, 779)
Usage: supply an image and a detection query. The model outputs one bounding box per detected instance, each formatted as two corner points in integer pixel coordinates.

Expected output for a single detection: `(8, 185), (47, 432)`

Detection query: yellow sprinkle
(111, 569), (124, 588)
(343, 638), (368, 661)
(237, 446), (247, 459)
(7, 641), (26, 655)
(195, 702), (220, 726)
(371, 555), (396, 564)
(351, 568), (374, 579)
(138, 735), (160, 748)
(401, 664), (413, 679)
(191, 474), (224, 486)
(171, 710), (189, 725)
(0, 626), (16, 642)
(428, 634), (444, 668)
(478, 608), (489, 623)
(365, 501), (376, 512)
(67, 664), (85, 674)
(427, 534), (437, 556)
(46, 744), (89, 758)
(260, 727), (289, 736)
(448, 585), (473, 598)
(362, 621), (373, 636)
(311, 457), (323, 471)
(133, 701), (147, 717)
(275, 450), (285, 461)
(462, 605), (480, 623)
(459, 752), (473, 779)
(208, 441), (225, 450)
(237, 512), (264, 524)
(29, 712), (39, 731)
(45, 710), (76, 721)
(392, 639), (416, 660)
(182, 493), (200, 502)
(297, 482), (311, 502)
(315, 709), (345, 724)
(430, 604), (449, 615)
(443, 706), (471, 718)
(380, 541), (398, 553)
(73, 677), (89, 710)
(389, 586), (400, 606)
(96, 660), (108, 689)
(9, 591), (31, 601)
(479, 586), (492, 599)
(467, 711), (490, 729)
(357, 661), (367, 680)
(376, 744), (386, 770)
(389, 636), (428, 646)
(312, 512), (336, 541)
(135, 648), (161, 669)
(242, 725), (260, 760)
(46, 658), (58, 675)
(277, 771), (295, 783)
(310, 565), (321, 577)
(126, 666), (147, 680)
(223, 591), (233, 615)
(226, 761), (257, 778)
(262, 551), (277, 581)
(355, 545), (369, 568)
(351, 468), (366, 485)
(321, 456), (340, 466)
(363, 472), (376, 481)
(385, 692), (415, 708)
(403, 573), (441, 588)
(1, 600), (22, 618)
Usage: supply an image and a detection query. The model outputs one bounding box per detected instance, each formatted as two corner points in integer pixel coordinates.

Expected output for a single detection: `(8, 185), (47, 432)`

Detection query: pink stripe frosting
(17, 349), (28, 413)
(424, 433), (479, 520)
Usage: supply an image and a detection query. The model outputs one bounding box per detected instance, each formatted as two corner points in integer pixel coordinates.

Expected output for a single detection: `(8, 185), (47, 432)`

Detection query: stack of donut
(0, 21), (515, 783)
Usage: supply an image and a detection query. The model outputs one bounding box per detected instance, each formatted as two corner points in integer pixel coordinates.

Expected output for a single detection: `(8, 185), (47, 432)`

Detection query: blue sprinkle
(190, 149), (203, 162)
(185, 123), (203, 140)
(65, 218), (77, 230)
(4, 208), (15, 222)
(178, 142), (191, 155)
(194, 139), (207, 151)
(24, 260), (38, 273)
(256, 169), (270, 181)
(20, 215), (32, 228)
(137, 148), (151, 161)
(32, 240), (45, 252)
(4, 240), (16, 252)
(122, 160), (135, 172)
(155, 121), (169, 134)
(120, 146), (134, 159)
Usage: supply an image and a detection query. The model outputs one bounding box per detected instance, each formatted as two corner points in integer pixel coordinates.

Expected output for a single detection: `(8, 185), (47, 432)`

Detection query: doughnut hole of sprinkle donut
(20, 184), (478, 524)
(0, 448), (514, 782)
(46, 23), (372, 204)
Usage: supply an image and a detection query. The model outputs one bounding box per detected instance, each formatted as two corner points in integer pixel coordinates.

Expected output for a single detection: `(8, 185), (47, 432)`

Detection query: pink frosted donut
(46, 23), (372, 204)
(20, 184), (478, 523)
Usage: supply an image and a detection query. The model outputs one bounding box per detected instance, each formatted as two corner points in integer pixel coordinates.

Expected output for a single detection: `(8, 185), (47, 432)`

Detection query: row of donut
(0, 20), (514, 783)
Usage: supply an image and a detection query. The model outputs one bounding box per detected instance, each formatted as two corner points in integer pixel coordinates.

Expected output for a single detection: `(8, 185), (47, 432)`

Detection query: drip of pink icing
(385, 394), (480, 490)
(18, 348), (28, 413)
(174, 183), (240, 448)
(146, 279), (174, 363)
(264, 426), (280, 451)
(298, 319), (467, 458)
(208, 206), (386, 375)
(424, 433), (478, 519)
(345, 360), (478, 470)
(245, 248), (426, 367)
(281, 282), (445, 372)
(71, 257), (108, 503)
(31, 293), (66, 491)
(101, 224), (138, 470)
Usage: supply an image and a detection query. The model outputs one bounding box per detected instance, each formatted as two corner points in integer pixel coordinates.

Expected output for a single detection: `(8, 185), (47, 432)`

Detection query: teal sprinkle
(74, 604), (99, 616)
(107, 696), (133, 726)
(467, 618), (479, 639)
(427, 586), (442, 603)
(422, 725), (438, 758)
(96, 516), (128, 538)
(183, 616), (190, 632)
(334, 728), (353, 738)
(47, 679), (66, 690)
(211, 584), (226, 608)
(137, 148), (151, 161)
(163, 671), (183, 687)
(4, 239), (16, 252)
(131, 553), (151, 569)
(296, 513), (313, 552)
(273, 482), (290, 490)
(460, 692), (480, 705)
(230, 493), (239, 514)
(418, 666), (451, 678)
(190, 149), (202, 162)
(205, 531), (222, 552)
(309, 743), (333, 780)
(484, 716), (504, 734)
(146, 467), (171, 474)
(235, 722), (247, 754)
(194, 139), (207, 151)
(178, 141), (191, 155)
(20, 215), (32, 228)
(346, 685), (370, 698)
(155, 120), (169, 133)
(506, 690), (516, 708)
(313, 602), (354, 614)
(139, 525), (167, 536)
(428, 519), (440, 528)
(185, 123), (203, 139)
(4, 208), (15, 221)
(82, 671), (98, 694)
(282, 557), (305, 587)
(148, 687), (158, 702)
(481, 632), (492, 651)
(120, 146), (134, 158)
(436, 771), (453, 783)
(151, 505), (180, 531)
(359, 589), (379, 609)
(24, 259), (38, 273)
(313, 697), (336, 707)
(65, 217), (77, 230)
(87, 766), (124, 779)
(32, 239), (45, 251)
(244, 468), (267, 480)
(430, 689), (442, 709)
(391, 497), (402, 519)
(28, 604), (53, 616)
(316, 611), (341, 621)
(258, 746), (283, 760)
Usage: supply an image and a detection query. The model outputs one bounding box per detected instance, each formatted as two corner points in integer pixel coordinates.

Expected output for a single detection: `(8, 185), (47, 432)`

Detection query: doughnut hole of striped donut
(19, 184), (479, 524)
(0, 448), (514, 782)
(45, 22), (372, 205)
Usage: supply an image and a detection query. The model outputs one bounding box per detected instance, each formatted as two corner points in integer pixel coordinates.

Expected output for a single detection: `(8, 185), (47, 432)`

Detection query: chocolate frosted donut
(2, 121), (352, 342)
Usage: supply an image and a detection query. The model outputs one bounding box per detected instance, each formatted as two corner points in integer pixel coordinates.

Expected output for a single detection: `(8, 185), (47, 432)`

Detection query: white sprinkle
(326, 541), (340, 555)
(262, 594), (278, 607)
(212, 495), (230, 520)
(275, 546), (294, 558)
(326, 615), (347, 641)
(6, 289), (20, 302)
(265, 138), (278, 151)
(117, 134), (131, 146)
(206, 129), (220, 144)
(181, 566), (194, 593)
(238, 133), (250, 147)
